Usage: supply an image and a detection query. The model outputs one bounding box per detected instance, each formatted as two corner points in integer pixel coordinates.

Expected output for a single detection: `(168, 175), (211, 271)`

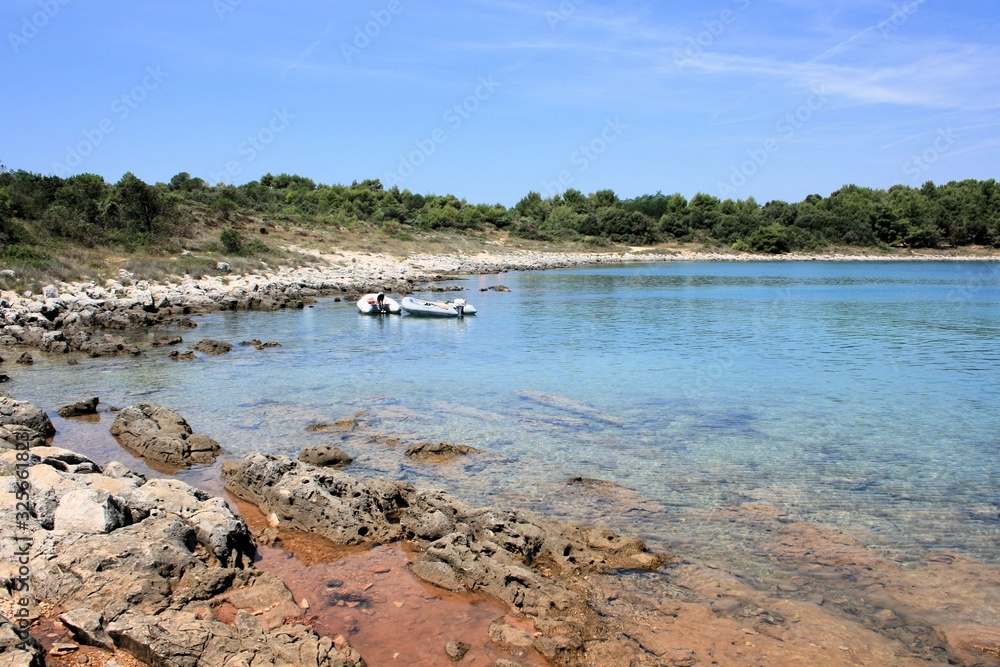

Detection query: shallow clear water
(7, 261), (1000, 566)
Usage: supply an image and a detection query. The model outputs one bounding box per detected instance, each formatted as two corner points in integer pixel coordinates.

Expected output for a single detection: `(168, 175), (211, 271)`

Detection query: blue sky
(2, 1), (998, 207)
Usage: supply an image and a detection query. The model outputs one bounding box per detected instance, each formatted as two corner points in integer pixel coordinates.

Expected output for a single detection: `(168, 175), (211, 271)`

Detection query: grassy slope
(2, 206), (998, 294)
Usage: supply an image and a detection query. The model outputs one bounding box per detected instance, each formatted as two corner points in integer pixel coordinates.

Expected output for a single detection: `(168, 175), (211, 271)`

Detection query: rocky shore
(3, 390), (1000, 666)
(2, 246), (996, 356)
(0, 395), (685, 666)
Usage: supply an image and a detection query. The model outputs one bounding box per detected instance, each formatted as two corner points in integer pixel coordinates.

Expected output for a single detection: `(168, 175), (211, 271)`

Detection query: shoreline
(1, 245), (998, 357)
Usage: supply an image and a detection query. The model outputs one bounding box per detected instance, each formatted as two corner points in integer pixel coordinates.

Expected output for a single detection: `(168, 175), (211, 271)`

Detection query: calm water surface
(8, 261), (1000, 568)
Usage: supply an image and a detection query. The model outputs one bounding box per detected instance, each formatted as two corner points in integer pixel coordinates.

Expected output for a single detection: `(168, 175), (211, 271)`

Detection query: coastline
(2, 244), (998, 357)
(3, 248), (1000, 665)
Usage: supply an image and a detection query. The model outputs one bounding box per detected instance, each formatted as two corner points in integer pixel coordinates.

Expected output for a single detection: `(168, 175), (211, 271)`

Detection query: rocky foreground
(1, 396), (367, 667)
(1, 395), (680, 666)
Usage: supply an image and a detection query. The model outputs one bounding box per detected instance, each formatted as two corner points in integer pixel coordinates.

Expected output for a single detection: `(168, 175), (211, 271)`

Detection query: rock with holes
(110, 403), (220, 466)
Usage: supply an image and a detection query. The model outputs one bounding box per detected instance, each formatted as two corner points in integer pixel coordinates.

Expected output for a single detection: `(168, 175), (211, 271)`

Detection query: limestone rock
(58, 608), (115, 651)
(110, 403), (220, 466)
(86, 336), (140, 358)
(0, 396), (55, 438)
(224, 453), (667, 623)
(306, 418), (357, 433)
(52, 488), (126, 534)
(0, 424), (46, 450)
(189, 339), (232, 355)
(151, 335), (182, 346)
(298, 445), (353, 468)
(405, 441), (478, 463)
(57, 397), (99, 418)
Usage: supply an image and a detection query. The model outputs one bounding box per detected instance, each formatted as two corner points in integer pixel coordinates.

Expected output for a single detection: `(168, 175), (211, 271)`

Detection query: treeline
(2, 168), (1000, 267)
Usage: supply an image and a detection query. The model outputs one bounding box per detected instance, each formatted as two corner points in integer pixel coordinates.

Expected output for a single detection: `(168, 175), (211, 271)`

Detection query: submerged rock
(57, 396), (99, 418)
(299, 444), (353, 467)
(151, 335), (183, 346)
(110, 403), (221, 466)
(306, 417), (357, 433)
(189, 339), (233, 355)
(405, 441), (479, 463)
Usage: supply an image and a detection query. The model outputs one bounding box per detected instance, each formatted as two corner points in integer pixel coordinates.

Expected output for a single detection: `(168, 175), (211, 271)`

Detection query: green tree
(111, 172), (164, 236)
(514, 191), (550, 223)
(742, 223), (790, 254)
(0, 186), (20, 245)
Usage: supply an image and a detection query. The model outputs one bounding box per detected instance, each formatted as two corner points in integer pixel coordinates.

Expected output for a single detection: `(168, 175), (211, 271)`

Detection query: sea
(7, 260), (1000, 573)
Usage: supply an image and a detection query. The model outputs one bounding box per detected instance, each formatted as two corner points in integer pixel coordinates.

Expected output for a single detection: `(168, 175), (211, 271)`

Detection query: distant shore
(1, 244), (998, 357)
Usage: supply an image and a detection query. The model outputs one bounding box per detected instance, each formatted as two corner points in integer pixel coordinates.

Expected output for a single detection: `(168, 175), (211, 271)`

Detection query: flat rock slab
(110, 403), (220, 466)
(405, 441), (479, 463)
(189, 339), (233, 355)
(306, 418), (357, 433)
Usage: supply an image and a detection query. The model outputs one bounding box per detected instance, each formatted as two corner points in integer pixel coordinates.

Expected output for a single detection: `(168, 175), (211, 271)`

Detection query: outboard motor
(453, 298), (466, 318)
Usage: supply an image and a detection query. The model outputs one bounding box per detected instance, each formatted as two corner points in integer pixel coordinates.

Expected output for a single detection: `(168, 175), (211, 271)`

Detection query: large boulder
(110, 403), (221, 466)
(223, 454), (409, 545)
(0, 396), (55, 438)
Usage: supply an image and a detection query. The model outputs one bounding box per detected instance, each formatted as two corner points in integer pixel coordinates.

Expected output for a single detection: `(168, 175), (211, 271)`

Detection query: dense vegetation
(2, 166), (999, 277)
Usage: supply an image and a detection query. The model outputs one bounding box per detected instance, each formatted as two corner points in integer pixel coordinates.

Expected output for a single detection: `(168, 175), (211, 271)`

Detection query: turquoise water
(6, 261), (1000, 566)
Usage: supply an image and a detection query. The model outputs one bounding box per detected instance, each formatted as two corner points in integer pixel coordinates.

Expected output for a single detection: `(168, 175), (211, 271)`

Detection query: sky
(2, 0), (998, 207)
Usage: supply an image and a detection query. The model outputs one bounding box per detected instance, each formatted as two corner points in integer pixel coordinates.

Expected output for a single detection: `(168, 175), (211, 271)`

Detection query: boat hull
(357, 294), (401, 314)
(401, 296), (476, 317)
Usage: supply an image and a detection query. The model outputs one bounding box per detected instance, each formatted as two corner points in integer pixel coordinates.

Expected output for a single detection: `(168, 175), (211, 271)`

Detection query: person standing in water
(376, 291), (386, 313)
